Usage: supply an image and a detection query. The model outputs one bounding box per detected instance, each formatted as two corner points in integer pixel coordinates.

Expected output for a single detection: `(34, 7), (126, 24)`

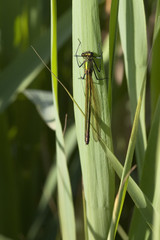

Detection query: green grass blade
(51, 0), (58, 101)
(108, 75), (146, 239)
(51, 1), (76, 239)
(108, 0), (119, 113)
(23, 88), (76, 237)
(150, 0), (160, 118)
(27, 124), (76, 240)
(128, 98), (160, 239)
(102, 140), (154, 231)
(55, 118), (76, 240)
(118, 0), (147, 176)
(73, 0), (115, 239)
(152, 99), (160, 239)
(117, 224), (128, 240)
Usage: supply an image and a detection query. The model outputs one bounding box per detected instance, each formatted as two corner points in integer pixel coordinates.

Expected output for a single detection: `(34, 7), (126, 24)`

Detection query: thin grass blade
(108, 0), (119, 113)
(51, 1), (76, 239)
(108, 67), (147, 239)
(150, 0), (160, 118)
(129, 99), (160, 239)
(118, 0), (147, 176)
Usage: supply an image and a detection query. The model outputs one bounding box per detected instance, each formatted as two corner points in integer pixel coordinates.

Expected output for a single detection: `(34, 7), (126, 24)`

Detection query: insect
(75, 40), (104, 144)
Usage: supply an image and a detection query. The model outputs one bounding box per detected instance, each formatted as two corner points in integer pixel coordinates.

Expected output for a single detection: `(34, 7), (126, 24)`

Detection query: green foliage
(0, 0), (160, 240)
(73, 0), (114, 239)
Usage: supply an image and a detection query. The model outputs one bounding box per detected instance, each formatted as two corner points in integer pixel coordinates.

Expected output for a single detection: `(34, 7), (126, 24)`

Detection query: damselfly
(75, 40), (104, 144)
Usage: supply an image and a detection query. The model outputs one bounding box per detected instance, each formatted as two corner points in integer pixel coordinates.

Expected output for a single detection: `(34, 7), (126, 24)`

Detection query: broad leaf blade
(118, 0), (147, 175)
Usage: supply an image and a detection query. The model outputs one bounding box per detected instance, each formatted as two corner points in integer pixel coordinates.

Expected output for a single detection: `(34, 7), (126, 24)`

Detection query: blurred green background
(0, 0), (157, 239)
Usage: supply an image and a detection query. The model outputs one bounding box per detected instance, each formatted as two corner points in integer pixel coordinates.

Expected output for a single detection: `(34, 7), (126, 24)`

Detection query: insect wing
(90, 78), (101, 142)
